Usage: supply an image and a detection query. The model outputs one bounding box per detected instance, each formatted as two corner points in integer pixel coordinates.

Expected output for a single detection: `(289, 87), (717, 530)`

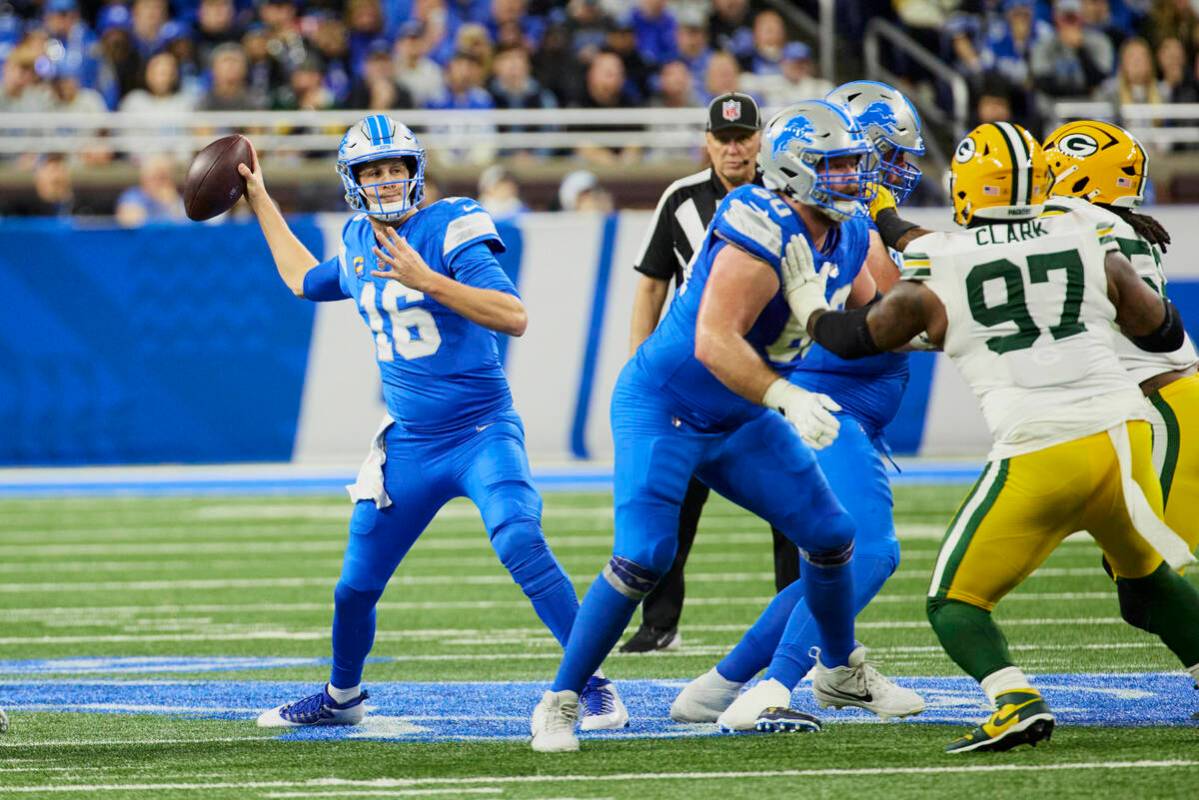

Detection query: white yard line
(0, 566), (1113, 594)
(0, 592), (1116, 621)
(0, 761), (1194, 793)
(0, 617), (1133, 647)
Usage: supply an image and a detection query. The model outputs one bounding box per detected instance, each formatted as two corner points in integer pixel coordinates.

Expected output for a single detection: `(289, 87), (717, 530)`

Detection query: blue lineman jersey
(306, 197), (517, 434)
(636, 184), (869, 431)
(788, 214), (910, 433)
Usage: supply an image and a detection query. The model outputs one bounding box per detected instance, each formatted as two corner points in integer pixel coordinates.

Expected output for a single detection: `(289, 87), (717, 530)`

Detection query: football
(183, 134), (253, 221)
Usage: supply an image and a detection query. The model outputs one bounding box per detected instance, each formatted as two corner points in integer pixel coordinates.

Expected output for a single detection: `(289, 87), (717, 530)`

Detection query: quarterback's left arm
(806, 280), (945, 359)
(373, 227), (527, 337)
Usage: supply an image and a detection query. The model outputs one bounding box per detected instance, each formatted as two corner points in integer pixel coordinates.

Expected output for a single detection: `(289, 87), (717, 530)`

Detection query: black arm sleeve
(1130, 298), (1187, 353)
(811, 306), (883, 360)
(874, 207), (921, 252)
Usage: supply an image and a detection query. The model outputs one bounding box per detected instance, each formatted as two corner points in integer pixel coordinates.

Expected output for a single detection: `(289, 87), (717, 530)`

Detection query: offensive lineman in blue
(671, 82), (930, 731)
(238, 115), (626, 730)
(531, 100), (899, 752)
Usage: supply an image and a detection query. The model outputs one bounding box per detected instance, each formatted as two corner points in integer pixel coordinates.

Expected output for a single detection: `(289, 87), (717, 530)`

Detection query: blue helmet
(758, 99), (878, 223)
(826, 80), (925, 204)
(336, 114), (426, 220)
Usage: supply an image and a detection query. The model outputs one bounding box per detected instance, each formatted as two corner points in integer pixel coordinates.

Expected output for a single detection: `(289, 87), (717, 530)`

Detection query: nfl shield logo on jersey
(722, 99), (742, 122)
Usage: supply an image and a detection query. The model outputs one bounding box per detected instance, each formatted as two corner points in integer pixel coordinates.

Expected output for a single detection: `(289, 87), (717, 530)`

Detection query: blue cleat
(256, 685), (369, 728)
(755, 706), (824, 733)
(579, 676), (629, 730)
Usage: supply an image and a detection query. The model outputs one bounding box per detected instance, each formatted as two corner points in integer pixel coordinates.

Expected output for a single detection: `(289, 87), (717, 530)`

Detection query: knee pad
(491, 518), (566, 595)
(490, 516), (545, 569)
(602, 556), (661, 601)
(802, 540), (854, 569)
(856, 536), (901, 577)
(334, 580), (384, 614)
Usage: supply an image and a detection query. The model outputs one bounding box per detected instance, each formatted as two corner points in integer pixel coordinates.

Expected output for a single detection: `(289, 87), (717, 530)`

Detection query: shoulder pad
(424, 198), (505, 259)
(715, 186), (793, 261)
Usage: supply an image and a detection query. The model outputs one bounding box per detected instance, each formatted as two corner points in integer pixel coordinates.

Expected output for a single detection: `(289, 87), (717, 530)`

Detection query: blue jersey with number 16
(308, 197), (518, 434)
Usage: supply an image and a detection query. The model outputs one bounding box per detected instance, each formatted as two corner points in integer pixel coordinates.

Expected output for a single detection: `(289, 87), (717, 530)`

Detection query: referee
(620, 92), (800, 653)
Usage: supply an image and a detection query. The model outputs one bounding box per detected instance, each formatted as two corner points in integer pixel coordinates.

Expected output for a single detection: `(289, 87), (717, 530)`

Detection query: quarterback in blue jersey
(237, 115), (626, 730)
(671, 82), (930, 732)
(531, 100), (903, 752)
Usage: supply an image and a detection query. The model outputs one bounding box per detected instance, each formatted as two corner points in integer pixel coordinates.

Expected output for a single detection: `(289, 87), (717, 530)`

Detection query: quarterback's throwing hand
(780, 233), (828, 329)
(372, 226), (437, 292)
(763, 379), (841, 450)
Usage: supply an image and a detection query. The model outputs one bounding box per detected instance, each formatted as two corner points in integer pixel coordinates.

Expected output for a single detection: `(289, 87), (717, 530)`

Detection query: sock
(552, 574), (639, 694)
(801, 555), (856, 668)
(326, 682), (361, 703)
(329, 582), (385, 690)
(766, 552), (894, 688)
(1117, 563), (1199, 667)
(927, 597), (1014, 683)
(717, 577), (805, 683)
(980, 666), (1032, 706)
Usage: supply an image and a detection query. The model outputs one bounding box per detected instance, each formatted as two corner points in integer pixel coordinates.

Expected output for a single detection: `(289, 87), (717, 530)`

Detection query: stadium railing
(863, 17), (970, 139)
(0, 108), (730, 158)
(1049, 101), (1199, 148)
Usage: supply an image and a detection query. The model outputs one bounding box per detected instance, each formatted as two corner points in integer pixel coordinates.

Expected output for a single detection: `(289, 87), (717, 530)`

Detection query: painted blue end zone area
(1, 672), (1194, 743)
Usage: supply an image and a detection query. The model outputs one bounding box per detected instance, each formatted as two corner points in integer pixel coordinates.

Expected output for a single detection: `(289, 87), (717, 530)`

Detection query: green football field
(1, 486), (1197, 799)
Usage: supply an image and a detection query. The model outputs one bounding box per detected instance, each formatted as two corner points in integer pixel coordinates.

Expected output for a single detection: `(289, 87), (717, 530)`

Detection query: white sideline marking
(0, 617), (1134, 647)
(0, 592), (1116, 621)
(0, 761), (1194, 793)
(0, 640), (1165, 659)
(0, 736), (274, 749)
(262, 791), (502, 798)
(0, 567), (1108, 595)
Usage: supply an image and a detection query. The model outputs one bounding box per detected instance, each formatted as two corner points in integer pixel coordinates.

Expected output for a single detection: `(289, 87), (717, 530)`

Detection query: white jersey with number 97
(901, 211), (1149, 461)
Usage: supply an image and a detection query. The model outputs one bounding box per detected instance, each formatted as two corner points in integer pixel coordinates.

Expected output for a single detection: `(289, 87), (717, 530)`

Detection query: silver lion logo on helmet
(722, 99), (742, 121)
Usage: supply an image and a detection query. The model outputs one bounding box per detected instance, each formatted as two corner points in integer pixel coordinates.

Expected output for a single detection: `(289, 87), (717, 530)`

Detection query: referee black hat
(706, 92), (762, 133)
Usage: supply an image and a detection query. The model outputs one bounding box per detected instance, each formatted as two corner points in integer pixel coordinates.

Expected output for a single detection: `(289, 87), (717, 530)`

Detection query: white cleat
(670, 667), (745, 723)
(811, 646), (924, 719)
(530, 689), (580, 752)
(716, 678), (792, 732)
(579, 676), (629, 730)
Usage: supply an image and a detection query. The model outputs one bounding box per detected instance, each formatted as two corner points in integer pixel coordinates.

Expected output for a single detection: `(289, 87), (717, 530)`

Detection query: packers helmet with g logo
(1042, 120), (1148, 208)
(948, 122), (1050, 226)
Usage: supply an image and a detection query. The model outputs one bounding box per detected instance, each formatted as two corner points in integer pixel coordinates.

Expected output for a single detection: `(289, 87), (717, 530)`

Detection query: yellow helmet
(1042, 119), (1148, 208)
(948, 122), (1051, 226)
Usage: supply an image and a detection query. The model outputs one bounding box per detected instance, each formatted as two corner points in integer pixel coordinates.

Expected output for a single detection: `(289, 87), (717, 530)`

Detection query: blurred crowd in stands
(0, 0), (829, 120)
(890, 0), (1199, 136)
(5, 0), (1199, 218)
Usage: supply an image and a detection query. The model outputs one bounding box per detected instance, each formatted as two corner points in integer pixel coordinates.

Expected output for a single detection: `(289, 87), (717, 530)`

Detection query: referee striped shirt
(633, 167), (764, 286)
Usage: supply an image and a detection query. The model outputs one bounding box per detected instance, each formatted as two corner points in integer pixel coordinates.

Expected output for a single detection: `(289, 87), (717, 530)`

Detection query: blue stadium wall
(3, 208), (1197, 466)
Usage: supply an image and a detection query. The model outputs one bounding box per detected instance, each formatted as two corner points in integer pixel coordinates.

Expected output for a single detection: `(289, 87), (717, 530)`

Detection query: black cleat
(755, 706), (823, 733)
(619, 625), (681, 653)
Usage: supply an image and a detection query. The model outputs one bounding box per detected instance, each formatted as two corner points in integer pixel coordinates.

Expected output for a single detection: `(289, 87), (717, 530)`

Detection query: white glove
(780, 233), (828, 330)
(762, 378), (841, 450)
